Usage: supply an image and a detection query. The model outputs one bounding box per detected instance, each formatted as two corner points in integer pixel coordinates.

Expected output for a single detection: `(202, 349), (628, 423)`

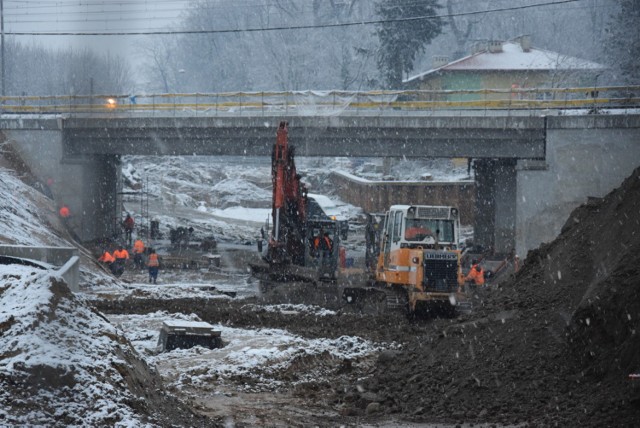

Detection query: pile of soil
(0, 271), (216, 427)
(340, 166), (640, 425)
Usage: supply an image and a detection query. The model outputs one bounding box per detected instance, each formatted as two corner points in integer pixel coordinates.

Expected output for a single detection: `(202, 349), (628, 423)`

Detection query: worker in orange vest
(59, 205), (70, 219)
(147, 248), (160, 284)
(98, 249), (115, 264)
(98, 249), (116, 274)
(465, 263), (485, 287)
(132, 239), (145, 269)
(317, 232), (333, 264)
(112, 245), (130, 277)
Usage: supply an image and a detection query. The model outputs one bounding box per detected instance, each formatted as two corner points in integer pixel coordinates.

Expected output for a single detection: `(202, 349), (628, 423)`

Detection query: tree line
(2, 0), (637, 96)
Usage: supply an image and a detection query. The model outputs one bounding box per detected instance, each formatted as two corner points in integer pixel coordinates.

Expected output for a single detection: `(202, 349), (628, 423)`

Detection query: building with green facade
(403, 36), (605, 104)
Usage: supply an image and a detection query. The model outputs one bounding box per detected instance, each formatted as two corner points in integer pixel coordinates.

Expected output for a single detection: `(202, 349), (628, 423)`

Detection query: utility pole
(1, 0), (5, 97)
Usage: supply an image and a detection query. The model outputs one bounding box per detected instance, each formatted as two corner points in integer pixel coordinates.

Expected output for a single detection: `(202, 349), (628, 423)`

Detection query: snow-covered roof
(406, 41), (606, 83)
(307, 193), (337, 210)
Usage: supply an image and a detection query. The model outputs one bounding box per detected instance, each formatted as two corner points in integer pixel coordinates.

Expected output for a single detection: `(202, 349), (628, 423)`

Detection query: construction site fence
(1, 86), (639, 116)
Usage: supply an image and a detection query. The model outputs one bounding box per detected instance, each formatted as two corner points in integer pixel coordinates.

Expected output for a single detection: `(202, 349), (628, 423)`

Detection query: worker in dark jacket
(122, 214), (135, 246)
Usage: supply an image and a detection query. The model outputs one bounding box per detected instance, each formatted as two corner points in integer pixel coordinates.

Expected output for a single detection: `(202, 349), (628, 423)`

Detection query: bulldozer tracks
(383, 287), (408, 311)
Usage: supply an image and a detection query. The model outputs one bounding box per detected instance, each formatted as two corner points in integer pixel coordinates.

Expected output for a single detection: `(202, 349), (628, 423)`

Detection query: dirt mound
(0, 266), (215, 427)
(344, 167), (640, 426)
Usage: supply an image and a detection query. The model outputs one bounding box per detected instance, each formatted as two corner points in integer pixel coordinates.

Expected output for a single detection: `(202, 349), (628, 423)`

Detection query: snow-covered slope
(0, 267), (155, 426)
(0, 168), (207, 426)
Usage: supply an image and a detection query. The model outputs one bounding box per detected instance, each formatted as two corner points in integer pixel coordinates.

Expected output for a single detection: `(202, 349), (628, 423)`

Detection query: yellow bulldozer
(344, 204), (470, 317)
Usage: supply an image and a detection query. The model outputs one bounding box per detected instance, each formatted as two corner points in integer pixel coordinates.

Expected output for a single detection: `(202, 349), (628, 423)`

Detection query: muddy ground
(92, 167), (640, 427)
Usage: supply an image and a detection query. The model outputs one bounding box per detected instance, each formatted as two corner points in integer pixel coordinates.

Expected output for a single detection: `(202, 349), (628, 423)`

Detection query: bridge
(2, 86), (640, 256)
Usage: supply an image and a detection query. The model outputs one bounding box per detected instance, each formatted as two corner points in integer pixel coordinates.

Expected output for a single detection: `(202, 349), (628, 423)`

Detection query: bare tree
(445, 0), (482, 59)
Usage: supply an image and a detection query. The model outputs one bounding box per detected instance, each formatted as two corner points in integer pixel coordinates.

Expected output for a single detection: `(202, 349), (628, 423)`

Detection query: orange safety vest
(113, 249), (129, 260)
(466, 265), (485, 285)
(133, 240), (145, 254)
(322, 236), (332, 251)
(59, 206), (70, 218)
(98, 251), (115, 263)
(147, 253), (159, 267)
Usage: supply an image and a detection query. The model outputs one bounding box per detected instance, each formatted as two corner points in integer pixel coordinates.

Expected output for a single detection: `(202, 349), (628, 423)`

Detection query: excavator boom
(259, 121), (339, 282)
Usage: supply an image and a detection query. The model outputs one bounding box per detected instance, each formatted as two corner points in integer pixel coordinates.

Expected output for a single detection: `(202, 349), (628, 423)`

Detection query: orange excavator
(266, 121), (307, 267)
(256, 121), (340, 282)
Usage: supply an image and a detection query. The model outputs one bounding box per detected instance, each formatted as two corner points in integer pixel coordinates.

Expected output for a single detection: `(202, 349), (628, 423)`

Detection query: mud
(91, 167), (640, 427)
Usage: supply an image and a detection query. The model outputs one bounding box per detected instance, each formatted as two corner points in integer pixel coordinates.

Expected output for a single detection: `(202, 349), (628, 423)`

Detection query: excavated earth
(92, 167), (640, 427)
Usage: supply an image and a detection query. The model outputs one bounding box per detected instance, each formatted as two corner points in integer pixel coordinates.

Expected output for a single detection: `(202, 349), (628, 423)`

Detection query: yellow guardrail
(1, 86), (639, 114)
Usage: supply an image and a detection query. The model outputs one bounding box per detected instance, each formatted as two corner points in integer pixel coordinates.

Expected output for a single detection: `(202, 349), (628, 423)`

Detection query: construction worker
(405, 225), (432, 241)
(311, 232), (321, 258)
(147, 248), (160, 284)
(112, 245), (130, 277)
(132, 239), (145, 269)
(59, 205), (70, 220)
(319, 232), (333, 262)
(98, 250), (116, 274)
(98, 249), (115, 271)
(465, 263), (485, 287)
(122, 214), (135, 246)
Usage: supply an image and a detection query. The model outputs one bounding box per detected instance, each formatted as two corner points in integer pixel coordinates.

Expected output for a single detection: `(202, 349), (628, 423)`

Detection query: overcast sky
(4, 0), (192, 81)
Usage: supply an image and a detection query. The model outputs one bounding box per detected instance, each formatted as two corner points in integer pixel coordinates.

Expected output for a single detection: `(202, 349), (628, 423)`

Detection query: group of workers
(97, 213), (161, 283)
(98, 239), (160, 283)
(58, 209), (162, 282)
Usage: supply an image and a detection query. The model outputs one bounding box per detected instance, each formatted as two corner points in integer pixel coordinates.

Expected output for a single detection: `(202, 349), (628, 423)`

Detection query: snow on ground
(107, 310), (394, 394)
(0, 264), (154, 427)
(86, 273), (260, 301)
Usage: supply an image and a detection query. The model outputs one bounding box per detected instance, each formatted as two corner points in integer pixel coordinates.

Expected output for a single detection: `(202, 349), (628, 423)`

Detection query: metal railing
(1, 86), (639, 116)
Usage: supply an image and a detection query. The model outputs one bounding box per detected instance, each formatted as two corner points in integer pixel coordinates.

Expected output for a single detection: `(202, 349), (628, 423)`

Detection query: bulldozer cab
(375, 205), (461, 276)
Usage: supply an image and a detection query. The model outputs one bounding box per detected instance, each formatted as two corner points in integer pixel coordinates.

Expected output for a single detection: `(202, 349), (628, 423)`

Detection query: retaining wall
(329, 171), (475, 224)
(0, 245), (80, 292)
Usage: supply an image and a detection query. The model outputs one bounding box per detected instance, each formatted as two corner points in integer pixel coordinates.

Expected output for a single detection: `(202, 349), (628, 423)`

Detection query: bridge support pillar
(473, 159), (517, 255)
(61, 155), (121, 243)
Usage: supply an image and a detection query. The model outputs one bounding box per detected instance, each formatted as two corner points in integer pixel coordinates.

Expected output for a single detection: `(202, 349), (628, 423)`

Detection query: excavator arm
(267, 121), (307, 266)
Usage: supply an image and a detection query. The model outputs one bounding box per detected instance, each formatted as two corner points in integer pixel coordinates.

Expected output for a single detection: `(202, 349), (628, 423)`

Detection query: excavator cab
(304, 219), (340, 281)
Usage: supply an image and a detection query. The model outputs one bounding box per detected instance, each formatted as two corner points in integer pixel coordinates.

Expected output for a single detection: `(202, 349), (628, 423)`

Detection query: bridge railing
(1, 86), (639, 116)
